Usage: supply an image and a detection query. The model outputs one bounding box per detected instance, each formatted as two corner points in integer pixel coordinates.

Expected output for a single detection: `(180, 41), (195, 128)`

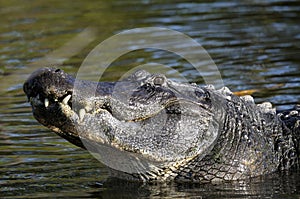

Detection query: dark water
(1, 0), (300, 198)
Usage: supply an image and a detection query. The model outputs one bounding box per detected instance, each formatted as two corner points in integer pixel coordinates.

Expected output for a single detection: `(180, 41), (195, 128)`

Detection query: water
(1, 0), (300, 198)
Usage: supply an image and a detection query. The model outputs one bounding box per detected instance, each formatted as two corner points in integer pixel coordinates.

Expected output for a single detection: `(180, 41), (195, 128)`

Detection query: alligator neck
(176, 96), (298, 182)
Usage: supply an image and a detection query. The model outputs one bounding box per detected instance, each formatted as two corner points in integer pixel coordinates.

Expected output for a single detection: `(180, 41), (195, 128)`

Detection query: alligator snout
(23, 68), (84, 147)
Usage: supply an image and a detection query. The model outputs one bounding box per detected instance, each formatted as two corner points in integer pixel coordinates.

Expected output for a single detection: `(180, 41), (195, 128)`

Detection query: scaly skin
(23, 68), (299, 182)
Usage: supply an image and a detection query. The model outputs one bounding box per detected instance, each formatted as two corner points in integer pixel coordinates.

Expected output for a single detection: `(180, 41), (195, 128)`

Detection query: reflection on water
(0, 0), (300, 198)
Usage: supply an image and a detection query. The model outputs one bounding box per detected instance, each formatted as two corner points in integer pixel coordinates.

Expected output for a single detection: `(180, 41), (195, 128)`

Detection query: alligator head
(24, 68), (225, 180)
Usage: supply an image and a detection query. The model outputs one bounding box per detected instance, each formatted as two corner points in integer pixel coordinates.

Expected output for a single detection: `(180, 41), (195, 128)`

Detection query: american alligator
(23, 67), (300, 182)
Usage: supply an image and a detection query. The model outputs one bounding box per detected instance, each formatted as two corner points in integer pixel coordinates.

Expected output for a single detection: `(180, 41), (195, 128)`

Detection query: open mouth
(29, 91), (73, 110)
(29, 89), (114, 124)
(23, 67), (114, 125)
(24, 74), (116, 149)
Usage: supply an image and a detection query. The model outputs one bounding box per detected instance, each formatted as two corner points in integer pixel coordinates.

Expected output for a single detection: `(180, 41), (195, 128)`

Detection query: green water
(1, 0), (300, 198)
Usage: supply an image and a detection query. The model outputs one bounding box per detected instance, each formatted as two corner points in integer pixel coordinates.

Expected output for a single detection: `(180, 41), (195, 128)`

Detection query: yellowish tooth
(62, 94), (72, 105)
(44, 98), (49, 108)
(79, 108), (86, 122)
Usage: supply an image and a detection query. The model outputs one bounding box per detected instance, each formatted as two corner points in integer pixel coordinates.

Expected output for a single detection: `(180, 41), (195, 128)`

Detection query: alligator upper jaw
(24, 67), (182, 125)
(23, 68), (174, 141)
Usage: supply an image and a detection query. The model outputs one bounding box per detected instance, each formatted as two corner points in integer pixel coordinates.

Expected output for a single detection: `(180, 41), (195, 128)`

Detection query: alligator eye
(153, 76), (165, 86)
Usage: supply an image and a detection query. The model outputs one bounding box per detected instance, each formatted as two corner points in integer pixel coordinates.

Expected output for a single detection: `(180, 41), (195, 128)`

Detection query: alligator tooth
(44, 98), (49, 108)
(62, 94), (72, 105)
(79, 108), (86, 122)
